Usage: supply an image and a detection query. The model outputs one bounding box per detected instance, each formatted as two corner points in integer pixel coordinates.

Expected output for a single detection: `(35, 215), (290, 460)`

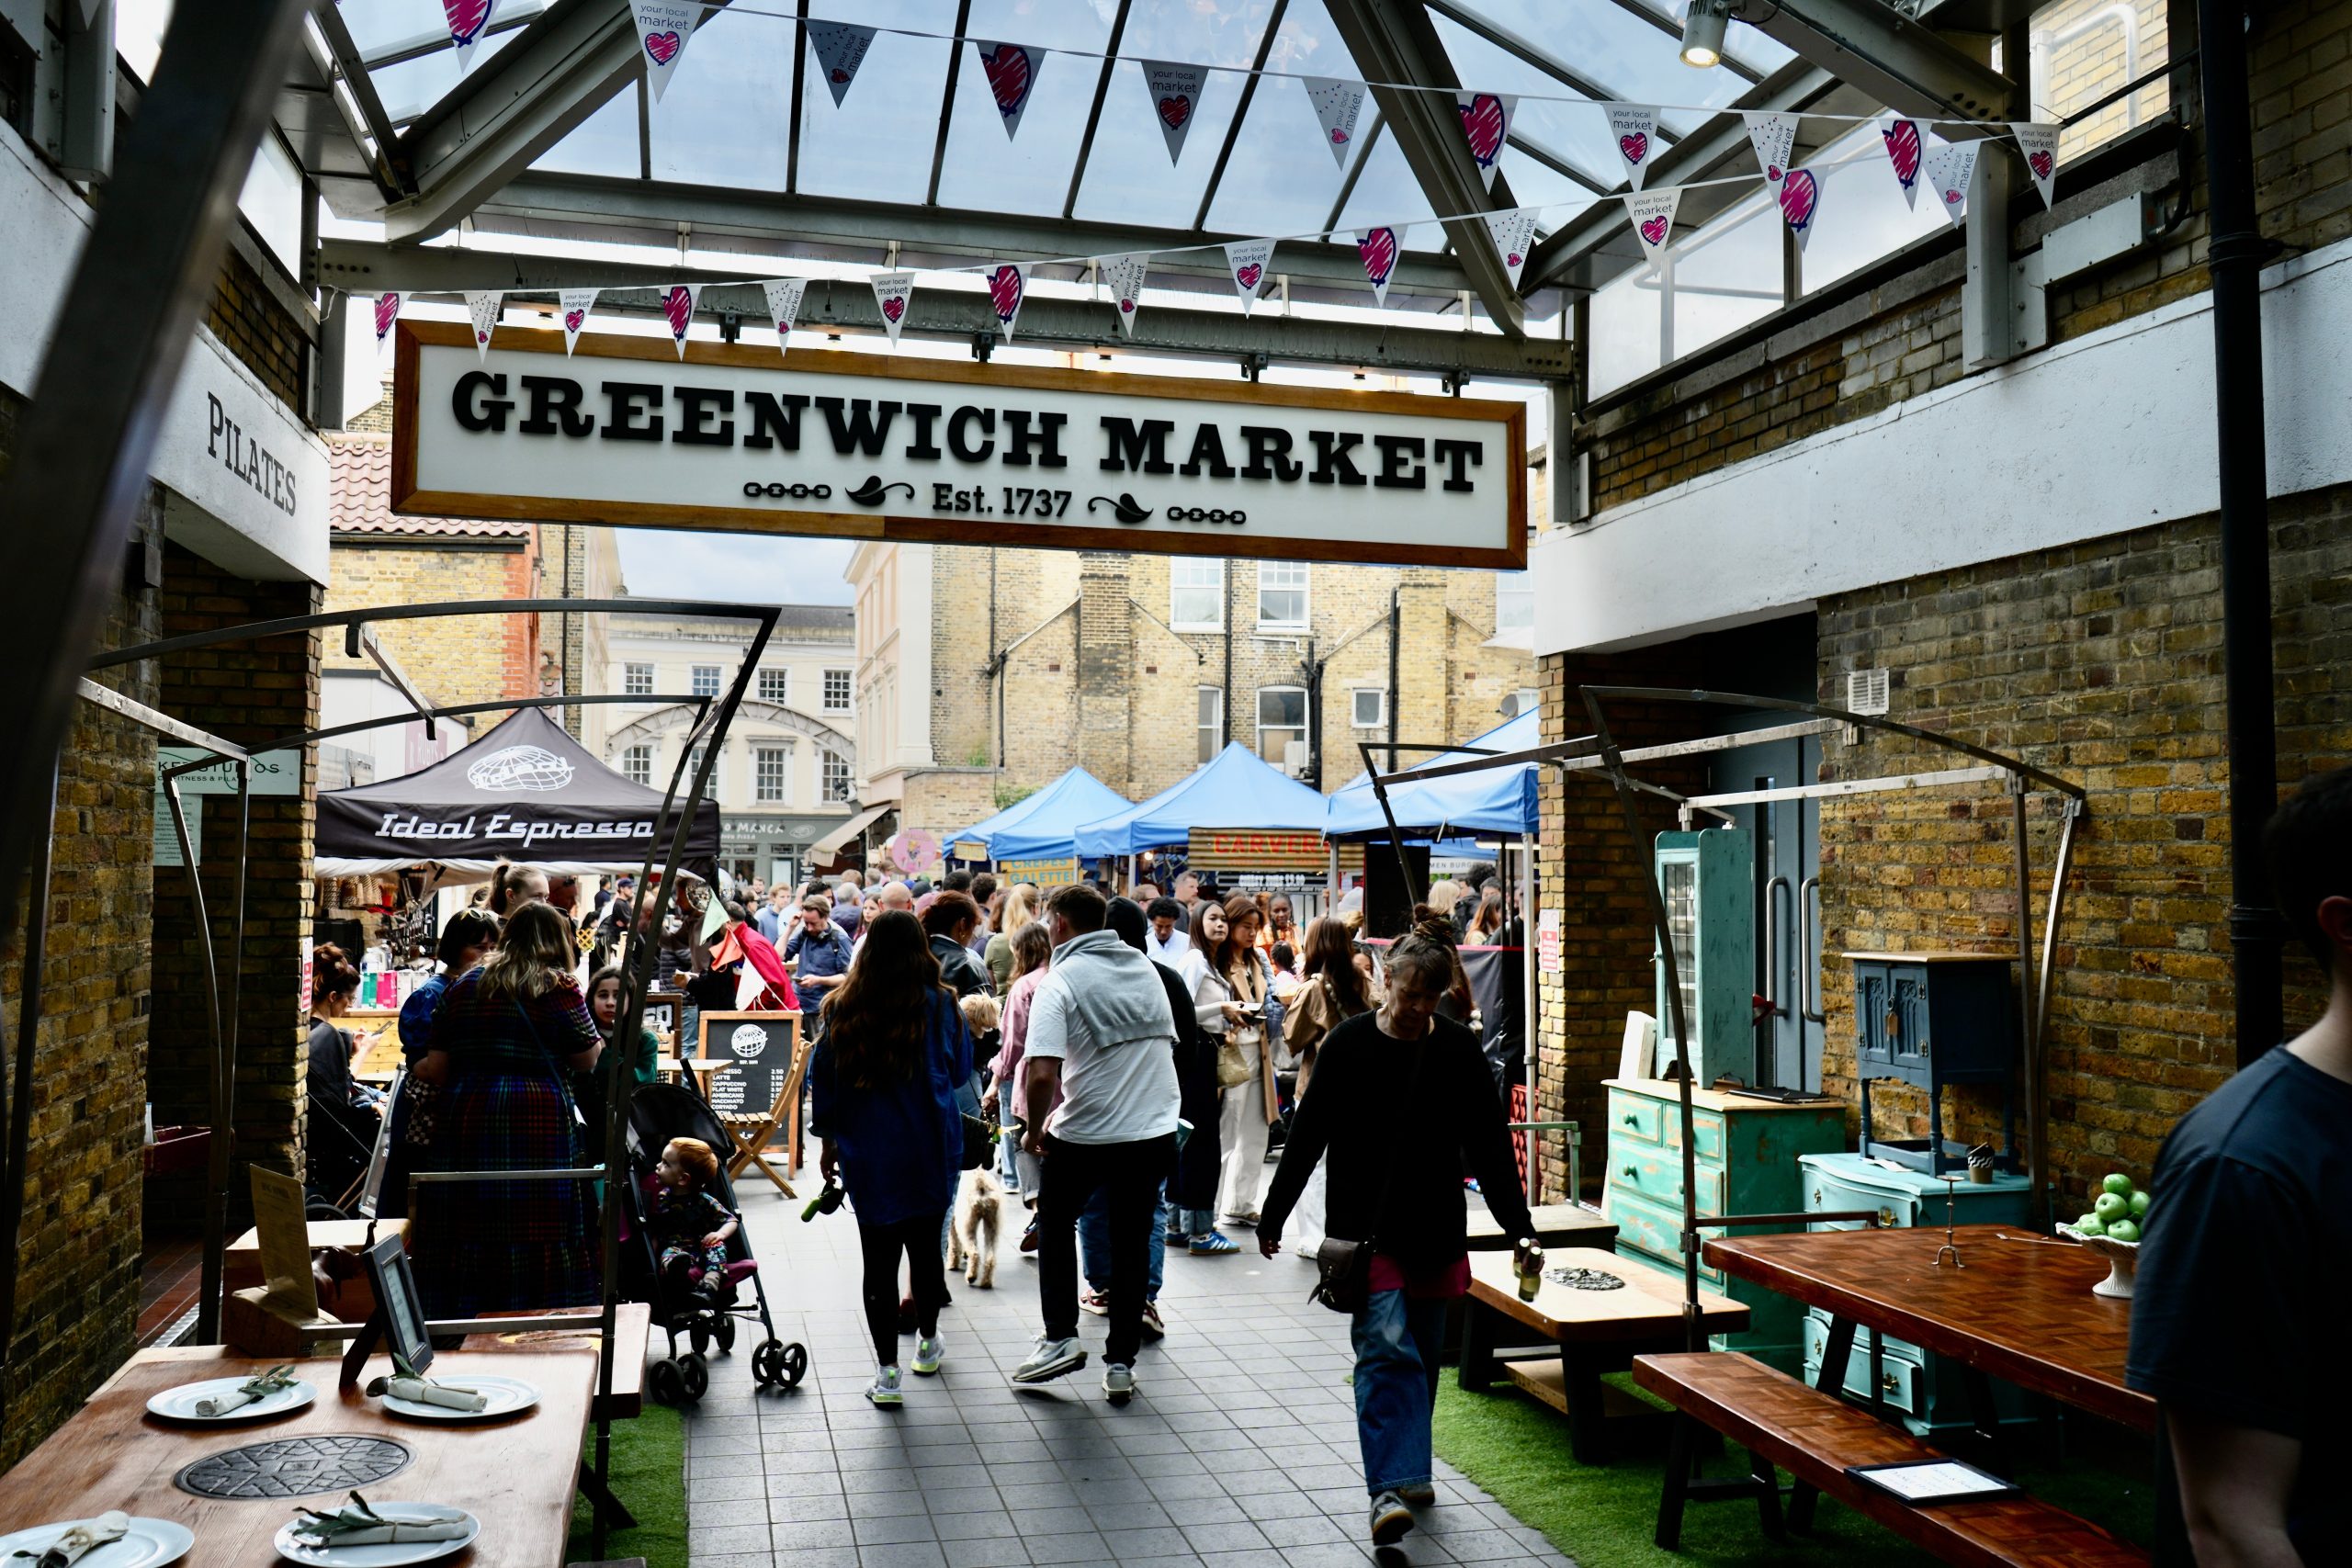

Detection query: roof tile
(328, 437), (532, 537)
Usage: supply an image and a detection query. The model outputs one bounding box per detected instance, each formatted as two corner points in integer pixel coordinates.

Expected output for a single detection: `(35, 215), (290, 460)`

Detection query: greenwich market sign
(390, 321), (1526, 569)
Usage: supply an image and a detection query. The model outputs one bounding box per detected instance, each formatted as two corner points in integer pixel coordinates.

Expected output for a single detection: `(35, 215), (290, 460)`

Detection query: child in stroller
(650, 1137), (738, 1307)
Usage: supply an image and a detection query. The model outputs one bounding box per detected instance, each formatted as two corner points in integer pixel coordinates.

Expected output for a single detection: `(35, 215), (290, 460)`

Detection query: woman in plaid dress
(410, 901), (604, 1318)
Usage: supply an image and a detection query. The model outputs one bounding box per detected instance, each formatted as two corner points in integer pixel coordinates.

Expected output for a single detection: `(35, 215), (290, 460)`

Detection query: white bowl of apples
(2057, 1172), (2151, 1299)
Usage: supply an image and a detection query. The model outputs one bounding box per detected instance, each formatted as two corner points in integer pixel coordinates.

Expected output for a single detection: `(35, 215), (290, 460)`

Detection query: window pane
(1668, 193), (1784, 356)
(1799, 123), (1946, 295)
(755, 746), (788, 803)
(1495, 573), (1533, 632)
(823, 669), (852, 711)
(758, 669), (788, 703)
(691, 665), (721, 697)
(1260, 689), (1307, 728)
(1352, 689), (1384, 728)
(622, 745), (650, 786)
(1197, 687), (1223, 763)
(821, 749), (852, 803)
(647, 9), (792, 192)
(1258, 562), (1307, 627)
(1589, 264), (1663, 397)
(1172, 559), (1225, 628)
(2031, 0), (2168, 159)
(532, 85), (641, 180)
(625, 662), (654, 696)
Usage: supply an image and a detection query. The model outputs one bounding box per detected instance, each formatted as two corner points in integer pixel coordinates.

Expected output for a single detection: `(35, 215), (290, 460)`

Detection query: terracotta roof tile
(328, 437), (532, 537)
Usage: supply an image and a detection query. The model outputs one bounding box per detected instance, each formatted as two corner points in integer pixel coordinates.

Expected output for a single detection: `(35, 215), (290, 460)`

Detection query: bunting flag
(631, 1), (701, 103)
(1224, 239), (1274, 314)
(973, 40), (1043, 140)
(1881, 117), (1926, 210)
(465, 290), (503, 360)
(1744, 109), (1799, 186)
(1304, 77), (1366, 168)
(661, 283), (700, 357)
(1922, 141), (1980, 227)
(1455, 91), (1515, 190)
(558, 288), (597, 354)
(1624, 187), (1682, 268)
(1606, 104), (1658, 193)
(1777, 164), (1822, 253)
(2011, 121), (2060, 209)
(1141, 60), (1210, 164)
(442, 0), (494, 73)
(871, 270), (916, 344)
(1483, 208), (1539, 289)
(806, 20), (875, 107)
(1101, 252), (1149, 336)
(986, 263), (1029, 342)
(1355, 227), (1400, 308)
(372, 291), (401, 349)
(762, 278), (808, 357)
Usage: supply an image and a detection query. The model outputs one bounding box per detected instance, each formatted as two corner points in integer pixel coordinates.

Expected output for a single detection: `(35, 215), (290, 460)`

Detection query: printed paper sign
(373, 292), (401, 347)
(2011, 121), (2060, 209)
(1455, 91), (1515, 190)
(987, 263), (1028, 342)
(1777, 164), (1821, 253)
(1537, 908), (1561, 975)
(1624, 187), (1682, 267)
(762, 278), (808, 358)
(1304, 76), (1365, 167)
(558, 288), (597, 355)
(662, 282), (701, 357)
(973, 39), (1044, 140)
(1881, 117), (1926, 210)
(1483, 208), (1539, 288)
(1101, 252), (1149, 337)
(1356, 227), (1400, 308)
(1224, 238), (1275, 314)
(1922, 141), (1980, 227)
(1744, 109), (1799, 186)
(871, 270), (915, 344)
(807, 20), (874, 107)
(465, 290), (503, 361)
(1606, 103), (1658, 192)
(1142, 60), (1210, 164)
(632, 1), (700, 103)
(442, 0), (494, 73)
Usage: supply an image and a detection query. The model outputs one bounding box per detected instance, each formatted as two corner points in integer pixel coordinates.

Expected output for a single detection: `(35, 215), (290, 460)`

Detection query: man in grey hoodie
(1013, 883), (1182, 1404)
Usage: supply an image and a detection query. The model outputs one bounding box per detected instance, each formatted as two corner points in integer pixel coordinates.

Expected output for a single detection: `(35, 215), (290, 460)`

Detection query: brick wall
(322, 536), (539, 717)
(206, 245), (307, 413)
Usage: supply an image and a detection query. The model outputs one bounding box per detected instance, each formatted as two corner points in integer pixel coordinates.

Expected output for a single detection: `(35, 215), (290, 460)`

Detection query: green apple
(2073, 1213), (2108, 1237)
(2094, 1191), (2129, 1223)
(2101, 1172), (2135, 1198)
(2129, 1190), (2151, 1218)
(2107, 1219), (2142, 1244)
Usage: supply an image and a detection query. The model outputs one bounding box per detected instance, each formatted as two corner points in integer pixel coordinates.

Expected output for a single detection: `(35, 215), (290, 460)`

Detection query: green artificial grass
(567, 1403), (687, 1568)
(1433, 1379), (2154, 1568)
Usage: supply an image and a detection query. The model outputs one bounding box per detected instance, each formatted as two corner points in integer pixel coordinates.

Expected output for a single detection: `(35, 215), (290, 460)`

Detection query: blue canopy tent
(948, 766), (1133, 865)
(1073, 742), (1329, 859)
(1323, 709), (1540, 840)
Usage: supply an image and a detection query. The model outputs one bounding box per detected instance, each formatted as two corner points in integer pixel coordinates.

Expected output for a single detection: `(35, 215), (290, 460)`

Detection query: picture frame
(641, 989), (684, 1046)
(360, 1232), (434, 1377)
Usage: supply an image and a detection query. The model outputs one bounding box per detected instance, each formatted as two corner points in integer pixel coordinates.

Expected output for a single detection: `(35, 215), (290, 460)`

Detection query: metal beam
(1321, 114), (1387, 237)
(924, 0), (974, 209)
(1508, 131), (1611, 198)
(1062, 0), (1134, 220)
(1191, 0), (1293, 232)
(313, 239), (1571, 378)
(1326, 0), (1526, 335)
(784, 0), (808, 194)
(1733, 0), (2017, 122)
(306, 1), (411, 195)
(350, 624), (438, 739)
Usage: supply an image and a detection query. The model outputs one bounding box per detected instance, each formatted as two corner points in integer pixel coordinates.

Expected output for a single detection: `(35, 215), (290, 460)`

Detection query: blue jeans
(996, 1081), (1021, 1186)
(1080, 1182), (1167, 1302)
(1351, 1289), (1449, 1496)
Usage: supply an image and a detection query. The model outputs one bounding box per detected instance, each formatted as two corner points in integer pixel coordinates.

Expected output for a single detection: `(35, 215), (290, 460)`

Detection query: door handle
(1763, 875), (1791, 1022)
(1800, 876), (1825, 1024)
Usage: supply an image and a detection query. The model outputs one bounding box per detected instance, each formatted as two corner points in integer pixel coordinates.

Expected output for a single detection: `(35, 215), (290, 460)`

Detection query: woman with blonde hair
(982, 882), (1040, 992)
(1184, 895), (1282, 1229)
(409, 901), (604, 1318)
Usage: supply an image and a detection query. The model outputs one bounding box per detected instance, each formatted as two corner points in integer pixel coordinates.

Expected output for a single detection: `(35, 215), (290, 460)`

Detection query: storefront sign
(153, 327), (330, 584)
(158, 747), (304, 795)
(1186, 829), (1363, 874)
(153, 788), (200, 867)
(995, 855), (1079, 885)
(1537, 908), (1562, 974)
(392, 321), (1525, 569)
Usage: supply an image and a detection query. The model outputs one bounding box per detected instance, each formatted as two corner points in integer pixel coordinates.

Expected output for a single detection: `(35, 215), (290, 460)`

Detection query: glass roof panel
(364, 28), (523, 125)
(648, 8), (795, 192)
(796, 1), (959, 207)
(1797, 122), (1946, 292)
(1197, 0), (1372, 238)
(1069, 2), (1281, 231)
(932, 0), (1114, 220)
(531, 83), (641, 180)
(1444, 0), (1752, 135)
(1428, 14), (1618, 186)
(1499, 136), (1606, 220)
(337, 0), (457, 59)
(1331, 132), (1446, 254)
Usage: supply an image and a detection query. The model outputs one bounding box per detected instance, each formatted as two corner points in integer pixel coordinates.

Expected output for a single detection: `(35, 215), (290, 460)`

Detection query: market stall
(947, 765), (1133, 884)
(1073, 741), (1334, 908)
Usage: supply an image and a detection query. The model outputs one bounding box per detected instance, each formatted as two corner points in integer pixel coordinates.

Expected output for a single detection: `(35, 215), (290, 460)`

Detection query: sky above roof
(616, 529), (857, 605)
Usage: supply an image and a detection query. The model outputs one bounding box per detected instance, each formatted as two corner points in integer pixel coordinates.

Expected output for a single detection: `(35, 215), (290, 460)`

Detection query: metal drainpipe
(1385, 586), (1401, 770)
(2197, 0), (2284, 1066)
(1222, 564), (1235, 750)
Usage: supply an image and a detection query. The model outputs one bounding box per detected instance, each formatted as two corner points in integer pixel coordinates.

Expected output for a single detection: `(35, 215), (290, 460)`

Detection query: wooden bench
(1633, 1351), (2149, 1565)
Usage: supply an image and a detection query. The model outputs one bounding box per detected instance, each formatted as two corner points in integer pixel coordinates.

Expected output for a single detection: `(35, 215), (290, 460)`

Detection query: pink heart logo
(373, 293), (401, 339)
(1235, 263), (1262, 290)
(1767, 164), (1783, 181)
(1882, 119), (1920, 188)
(662, 286), (693, 340)
(981, 44), (1033, 118)
(1619, 132), (1648, 166)
(1330, 128), (1349, 145)
(881, 295), (905, 323)
(1778, 167), (1818, 231)
(1358, 227), (1398, 288)
(1158, 95), (1191, 130)
(831, 67), (850, 83)
(476, 330), (489, 344)
(443, 0), (491, 47)
(1119, 298), (1135, 313)
(1639, 216), (1668, 246)
(643, 29), (680, 65)
(1943, 188), (1963, 205)
(1506, 252), (1522, 265)
(988, 265), (1023, 325)
(1458, 93), (1506, 168)
(563, 309), (584, 333)
(775, 320), (789, 334)
(2029, 150), (2054, 180)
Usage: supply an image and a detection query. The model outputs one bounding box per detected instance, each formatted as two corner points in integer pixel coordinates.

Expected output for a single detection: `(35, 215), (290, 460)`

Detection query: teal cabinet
(1799, 1153), (2037, 1435)
(1603, 1078), (1845, 1374)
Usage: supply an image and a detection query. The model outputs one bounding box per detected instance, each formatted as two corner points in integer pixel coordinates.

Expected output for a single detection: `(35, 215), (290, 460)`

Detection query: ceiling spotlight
(1679, 0), (1728, 67)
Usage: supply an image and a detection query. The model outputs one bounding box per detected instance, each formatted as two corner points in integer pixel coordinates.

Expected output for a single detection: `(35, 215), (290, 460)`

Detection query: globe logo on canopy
(465, 745), (576, 793)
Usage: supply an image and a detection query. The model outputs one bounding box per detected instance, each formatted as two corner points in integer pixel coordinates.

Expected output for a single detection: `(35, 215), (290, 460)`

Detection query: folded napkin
(292, 1496), (469, 1548)
(14, 1511), (128, 1568)
(195, 1364), (296, 1417)
(382, 1376), (487, 1413)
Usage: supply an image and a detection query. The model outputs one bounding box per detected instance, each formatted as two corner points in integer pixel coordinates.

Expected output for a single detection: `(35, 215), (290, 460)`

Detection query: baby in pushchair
(650, 1137), (739, 1307)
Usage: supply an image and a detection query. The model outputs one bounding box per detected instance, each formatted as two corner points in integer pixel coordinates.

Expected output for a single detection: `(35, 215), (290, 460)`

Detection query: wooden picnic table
(1464, 1201), (1619, 1252)
(24, 1347), (596, 1567)
(1703, 1224), (2152, 1434)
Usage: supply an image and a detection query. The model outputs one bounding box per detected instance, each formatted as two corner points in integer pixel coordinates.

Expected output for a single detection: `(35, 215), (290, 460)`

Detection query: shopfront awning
(809, 803), (889, 861)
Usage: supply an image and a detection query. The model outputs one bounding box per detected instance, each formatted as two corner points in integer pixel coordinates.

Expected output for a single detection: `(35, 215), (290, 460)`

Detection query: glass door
(1710, 733), (1823, 1090)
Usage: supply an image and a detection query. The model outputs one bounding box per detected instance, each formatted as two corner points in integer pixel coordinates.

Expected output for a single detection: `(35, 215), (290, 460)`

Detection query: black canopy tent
(317, 706), (720, 883)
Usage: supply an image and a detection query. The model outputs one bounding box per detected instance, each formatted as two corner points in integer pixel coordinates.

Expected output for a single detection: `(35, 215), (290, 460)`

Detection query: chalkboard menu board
(699, 1010), (799, 1116)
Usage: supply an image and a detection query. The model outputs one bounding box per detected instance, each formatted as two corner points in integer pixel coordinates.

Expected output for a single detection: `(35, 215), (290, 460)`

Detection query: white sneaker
(1369, 1491), (1415, 1546)
(1011, 1335), (1087, 1384)
(866, 1365), (903, 1407)
(1102, 1363), (1136, 1406)
(910, 1337), (942, 1376)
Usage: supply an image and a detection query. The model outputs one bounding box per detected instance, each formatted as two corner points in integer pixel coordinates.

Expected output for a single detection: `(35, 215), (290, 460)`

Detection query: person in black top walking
(1258, 916), (1533, 1550)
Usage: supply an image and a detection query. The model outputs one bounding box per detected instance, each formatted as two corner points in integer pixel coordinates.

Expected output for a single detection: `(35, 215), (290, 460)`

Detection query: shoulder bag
(1208, 972), (1257, 1089)
(1310, 1033), (1429, 1314)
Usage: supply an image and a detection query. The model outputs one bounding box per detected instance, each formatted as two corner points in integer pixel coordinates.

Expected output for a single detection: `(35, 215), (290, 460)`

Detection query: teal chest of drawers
(1602, 1078), (1845, 1374)
(1799, 1152), (2037, 1434)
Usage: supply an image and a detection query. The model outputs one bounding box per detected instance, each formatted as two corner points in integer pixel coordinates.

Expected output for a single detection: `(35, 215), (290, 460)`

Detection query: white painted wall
(1533, 235), (2352, 654)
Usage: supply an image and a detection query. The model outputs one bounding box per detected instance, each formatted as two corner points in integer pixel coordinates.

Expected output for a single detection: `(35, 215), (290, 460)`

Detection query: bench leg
(1815, 1314), (1856, 1396)
(576, 1462), (638, 1530)
(1788, 1479), (1818, 1534)
(1562, 1345), (1610, 1465)
(1748, 1448), (1785, 1541)
(1457, 1301), (1498, 1392)
(1655, 1414), (1696, 1551)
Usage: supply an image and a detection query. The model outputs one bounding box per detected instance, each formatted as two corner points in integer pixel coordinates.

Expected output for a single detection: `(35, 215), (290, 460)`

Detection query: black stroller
(623, 1082), (808, 1403)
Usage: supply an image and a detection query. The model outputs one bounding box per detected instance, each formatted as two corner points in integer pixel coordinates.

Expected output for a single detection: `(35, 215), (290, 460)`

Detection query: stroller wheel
(715, 1316), (737, 1354)
(753, 1339), (807, 1389)
(689, 1322), (711, 1356)
(648, 1359), (684, 1406)
(679, 1353), (709, 1401)
(781, 1342), (808, 1387)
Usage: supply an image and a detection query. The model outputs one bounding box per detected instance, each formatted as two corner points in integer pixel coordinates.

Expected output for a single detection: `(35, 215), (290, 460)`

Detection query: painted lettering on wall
(206, 393), (300, 516)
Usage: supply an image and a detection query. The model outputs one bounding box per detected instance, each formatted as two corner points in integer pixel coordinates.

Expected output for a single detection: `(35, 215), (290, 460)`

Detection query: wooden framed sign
(391, 321), (1526, 569)
(699, 1010), (799, 1118)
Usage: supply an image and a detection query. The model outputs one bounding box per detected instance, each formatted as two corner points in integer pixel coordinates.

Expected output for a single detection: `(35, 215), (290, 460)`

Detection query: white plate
(270, 1504), (481, 1567)
(377, 1373), (537, 1423)
(143, 1376), (315, 1425)
(0, 1517), (194, 1568)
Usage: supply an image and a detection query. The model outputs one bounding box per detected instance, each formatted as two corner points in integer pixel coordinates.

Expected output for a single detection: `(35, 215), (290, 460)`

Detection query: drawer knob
(1623, 1113), (1639, 1126)
(1880, 1371), (1901, 1397)
(1879, 1208), (1896, 1229)
(1811, 1189), (1823, 1206)
(1623, 1167), (1638, 1181)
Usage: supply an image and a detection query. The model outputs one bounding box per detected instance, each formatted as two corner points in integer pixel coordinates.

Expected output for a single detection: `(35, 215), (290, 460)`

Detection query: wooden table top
(460, 1303), (650, 1422)
(1464, 1202), (1619, 1248)
(1704, 1224), (2153, 1434)
(24, 1348), (595, 1567)
(1468, 1247), (1749, 1345)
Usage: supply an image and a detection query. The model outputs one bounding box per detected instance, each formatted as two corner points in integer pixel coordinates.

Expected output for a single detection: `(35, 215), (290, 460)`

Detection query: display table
(1464, 1201), (1618, 1252)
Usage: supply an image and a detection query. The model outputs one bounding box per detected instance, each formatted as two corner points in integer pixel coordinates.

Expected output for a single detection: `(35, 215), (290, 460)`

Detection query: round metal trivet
(175, 1435), (413, 1500)
(1548, 1267), (1627, 1291)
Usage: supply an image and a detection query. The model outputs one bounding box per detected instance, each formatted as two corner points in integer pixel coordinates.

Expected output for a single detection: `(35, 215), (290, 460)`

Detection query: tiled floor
(677, 1183), (1574, 1568)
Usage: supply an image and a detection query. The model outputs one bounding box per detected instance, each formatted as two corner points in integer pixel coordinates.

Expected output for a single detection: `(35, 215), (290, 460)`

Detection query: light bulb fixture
(1679, 0), (1728, 67)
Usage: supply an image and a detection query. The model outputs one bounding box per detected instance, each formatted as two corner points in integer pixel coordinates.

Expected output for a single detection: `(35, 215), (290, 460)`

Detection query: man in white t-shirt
(1014, 884), (1182, 1404)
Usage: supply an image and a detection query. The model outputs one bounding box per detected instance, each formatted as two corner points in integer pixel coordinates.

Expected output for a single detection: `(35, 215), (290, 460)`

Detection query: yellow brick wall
(322, 537), (541, 715)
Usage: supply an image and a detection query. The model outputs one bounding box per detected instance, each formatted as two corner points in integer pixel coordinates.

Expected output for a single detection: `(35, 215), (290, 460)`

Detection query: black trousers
(1038, 1133), (1176, 1369)
(857, 1211), (947, 1366)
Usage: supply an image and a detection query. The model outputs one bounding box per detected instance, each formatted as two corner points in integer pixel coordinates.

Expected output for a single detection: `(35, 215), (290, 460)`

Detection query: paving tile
(854, 1512), (943, 1546)
(858, 1543), (949, 1568)
(939, 1539), (1033, 1568)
